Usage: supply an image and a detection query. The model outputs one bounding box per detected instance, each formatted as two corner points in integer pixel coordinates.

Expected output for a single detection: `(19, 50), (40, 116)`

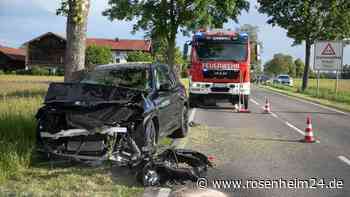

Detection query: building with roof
(0, 46), (26, 71)
(24, 32), (152, 70)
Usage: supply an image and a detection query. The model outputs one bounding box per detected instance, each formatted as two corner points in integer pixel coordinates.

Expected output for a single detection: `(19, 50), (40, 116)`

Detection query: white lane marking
(338, 155), (350, 166)
(270, 112), (278, 118)
(157, 188), (171, 197)
(263, 88), (348, 116)
(250, 98), (259, 105)
(285, 121), (305, 135)
(189, 108), (197, 123)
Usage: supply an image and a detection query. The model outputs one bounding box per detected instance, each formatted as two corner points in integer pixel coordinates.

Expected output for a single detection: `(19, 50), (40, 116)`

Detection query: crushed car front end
(36, 82), (152, 166)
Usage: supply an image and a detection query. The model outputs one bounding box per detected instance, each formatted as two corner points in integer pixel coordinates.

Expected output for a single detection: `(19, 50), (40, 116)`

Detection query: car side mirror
(159, 83), (171, 92)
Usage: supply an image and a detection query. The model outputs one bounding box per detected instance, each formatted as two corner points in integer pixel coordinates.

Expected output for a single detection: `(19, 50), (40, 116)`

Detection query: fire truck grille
(211, 87), (230, 92)
(203, 70), (239, 79)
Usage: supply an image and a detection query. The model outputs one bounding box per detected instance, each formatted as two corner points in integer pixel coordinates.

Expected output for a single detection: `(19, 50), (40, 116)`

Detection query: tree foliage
(57, 0), (89, 25)
(258, 0), (350, 90)
(342, 64), (350, 79)
(85, 45), (113, 69)
(127, 51), (153, 62)
(236, 24), (262, 71)
(264, 53), (296, 77)
(103, 0), (249, 70)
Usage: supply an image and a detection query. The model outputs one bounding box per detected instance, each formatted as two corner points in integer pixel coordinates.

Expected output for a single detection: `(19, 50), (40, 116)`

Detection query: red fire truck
(184, 29), (256, 109)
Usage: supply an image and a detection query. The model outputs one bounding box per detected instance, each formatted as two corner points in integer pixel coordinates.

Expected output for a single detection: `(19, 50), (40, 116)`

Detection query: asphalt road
(178, 85), (350, 197)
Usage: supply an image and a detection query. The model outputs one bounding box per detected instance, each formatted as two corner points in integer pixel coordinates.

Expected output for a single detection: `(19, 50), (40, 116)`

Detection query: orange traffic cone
(263, 97), (271, 113)
(302, 116), (316, 143)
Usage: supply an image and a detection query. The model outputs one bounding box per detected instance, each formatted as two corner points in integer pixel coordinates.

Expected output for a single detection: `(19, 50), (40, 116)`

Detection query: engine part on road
(136, 149), (213, 186)
(301, 116), (316, 143)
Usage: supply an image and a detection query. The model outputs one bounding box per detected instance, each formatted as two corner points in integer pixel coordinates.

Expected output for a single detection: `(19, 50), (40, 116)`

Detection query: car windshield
(278, 76), (290, 79)
(195, 40), (247, 61)
(81, 67), (150, 90)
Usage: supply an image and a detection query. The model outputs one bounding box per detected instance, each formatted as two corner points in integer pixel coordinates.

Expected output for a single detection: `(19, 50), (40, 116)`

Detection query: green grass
(267, 79), (350, 105)
(0, 96), (42, 183)
(0, 75), (144, 196)
(263, 79), (350, 112)
(293, 79), (350, 104)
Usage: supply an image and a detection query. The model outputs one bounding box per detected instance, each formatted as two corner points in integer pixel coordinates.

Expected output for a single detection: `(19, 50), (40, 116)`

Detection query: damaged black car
(35, 63), (189, 166)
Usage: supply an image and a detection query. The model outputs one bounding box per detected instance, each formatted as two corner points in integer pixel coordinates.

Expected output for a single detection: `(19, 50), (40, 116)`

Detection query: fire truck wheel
(231, 95), (239, 105)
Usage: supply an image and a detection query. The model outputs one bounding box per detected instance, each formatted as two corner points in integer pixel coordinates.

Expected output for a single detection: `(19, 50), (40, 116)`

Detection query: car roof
(95, 62), (152, 70)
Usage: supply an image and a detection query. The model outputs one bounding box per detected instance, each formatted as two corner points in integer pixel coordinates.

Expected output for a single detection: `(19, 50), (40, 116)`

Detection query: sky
(0, 0), (349, 65)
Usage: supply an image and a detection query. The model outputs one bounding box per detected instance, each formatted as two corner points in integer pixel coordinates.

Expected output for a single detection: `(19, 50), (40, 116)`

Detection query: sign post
(314, 41), (344, 95)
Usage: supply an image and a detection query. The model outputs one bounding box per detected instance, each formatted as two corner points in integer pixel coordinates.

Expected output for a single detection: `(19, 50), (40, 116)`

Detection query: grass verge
(261, 85), (350, 113)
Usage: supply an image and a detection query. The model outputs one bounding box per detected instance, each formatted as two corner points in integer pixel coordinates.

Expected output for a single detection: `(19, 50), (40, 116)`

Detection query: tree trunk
(64, 0), (90, 82)
(167, 0), (177, 73)
(301, 40), (311, 91)
(166, 33), (176, 72)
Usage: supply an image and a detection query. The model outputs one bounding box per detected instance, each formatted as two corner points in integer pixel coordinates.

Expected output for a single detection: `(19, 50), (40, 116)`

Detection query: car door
(168, 68), (185, 129)
(154, 65), (178, 136)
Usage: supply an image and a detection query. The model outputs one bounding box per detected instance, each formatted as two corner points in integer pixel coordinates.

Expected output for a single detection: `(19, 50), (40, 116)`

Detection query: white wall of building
(112, 50), (128, 63)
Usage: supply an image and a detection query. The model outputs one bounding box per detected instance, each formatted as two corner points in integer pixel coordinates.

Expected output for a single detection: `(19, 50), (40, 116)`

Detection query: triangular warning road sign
(321, 43), (336, 56)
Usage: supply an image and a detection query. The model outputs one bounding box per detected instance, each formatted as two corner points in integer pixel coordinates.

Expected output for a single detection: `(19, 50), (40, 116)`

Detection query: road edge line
(338, 155), (350, 166)
(285, 121), (305, 135)
(250, 98), (259, 105)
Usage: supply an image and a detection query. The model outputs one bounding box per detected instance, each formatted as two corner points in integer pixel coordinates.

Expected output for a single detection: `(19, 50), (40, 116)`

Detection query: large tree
(57, 0), (90, 81)
(258, 0), (350, 91)
(264, 53), (295, 76)
(103, 0), (249, 71)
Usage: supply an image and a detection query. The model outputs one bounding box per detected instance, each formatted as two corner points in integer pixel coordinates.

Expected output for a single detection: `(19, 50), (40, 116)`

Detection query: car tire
(231, 95), (239, 105)
(169, 105), (189, 138)
(144, 120), (157, 154)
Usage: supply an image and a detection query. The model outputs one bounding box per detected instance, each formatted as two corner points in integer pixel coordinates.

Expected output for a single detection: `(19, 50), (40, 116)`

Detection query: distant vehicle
(257, 75), (271, 84)
(273, 74), (293, 86)
(35, 63), (188, 165)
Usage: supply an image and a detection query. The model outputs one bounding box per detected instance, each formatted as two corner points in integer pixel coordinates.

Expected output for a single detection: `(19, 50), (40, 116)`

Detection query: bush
(0, 70), (4, 75)
(86, 45), (113, 67)
(31, 67), (50, 76)
(127, 51), (153, 62)
(181, 64), (189, 78)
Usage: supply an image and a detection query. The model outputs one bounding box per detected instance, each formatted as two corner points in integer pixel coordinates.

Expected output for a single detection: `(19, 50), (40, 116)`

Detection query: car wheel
(144, 120), (157, 154)
(169, 105), (189, 138)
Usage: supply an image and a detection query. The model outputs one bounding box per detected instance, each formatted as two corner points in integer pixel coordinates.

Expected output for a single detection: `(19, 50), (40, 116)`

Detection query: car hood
(45, 82), (145, 105)
(40, 82), (146, 131)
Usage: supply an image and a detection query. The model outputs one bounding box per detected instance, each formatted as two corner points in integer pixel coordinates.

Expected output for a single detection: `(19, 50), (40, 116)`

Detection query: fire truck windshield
(195, 40), (247, 62)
